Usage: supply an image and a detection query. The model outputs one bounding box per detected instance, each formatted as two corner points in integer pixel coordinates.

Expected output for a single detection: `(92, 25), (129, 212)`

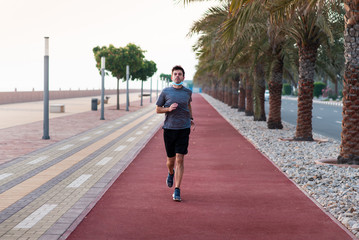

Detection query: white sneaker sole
(172, 194), (181, 202)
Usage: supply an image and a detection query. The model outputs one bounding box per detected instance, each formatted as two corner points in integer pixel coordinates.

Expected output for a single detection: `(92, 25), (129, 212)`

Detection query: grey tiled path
(0, 104), (164, 239)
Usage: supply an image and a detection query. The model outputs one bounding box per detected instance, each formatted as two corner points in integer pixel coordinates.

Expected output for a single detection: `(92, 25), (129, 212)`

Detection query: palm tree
(268, 1), (337, 140)
(189, 5), (235, 99)
(184, 0), (359, 165)
(238, 77), (246, 111)
(338, 1), (359, 165)
(221, 0), (288, 125)
(289, 11), (322, 141)
(266, 22), (286, 129)
(270, 0), (358, 163)
(221, 2), (271, 119)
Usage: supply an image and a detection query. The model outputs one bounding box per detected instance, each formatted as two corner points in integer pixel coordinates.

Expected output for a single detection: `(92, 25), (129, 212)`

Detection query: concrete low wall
(0, 89), (142, 105)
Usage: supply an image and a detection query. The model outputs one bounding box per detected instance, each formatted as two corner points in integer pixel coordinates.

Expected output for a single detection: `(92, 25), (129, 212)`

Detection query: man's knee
(176, 154), (184, 165)
(167, 157), (175, 164)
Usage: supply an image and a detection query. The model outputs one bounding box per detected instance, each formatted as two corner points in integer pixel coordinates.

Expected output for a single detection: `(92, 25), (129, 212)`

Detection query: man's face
(171, 70), (184, 83)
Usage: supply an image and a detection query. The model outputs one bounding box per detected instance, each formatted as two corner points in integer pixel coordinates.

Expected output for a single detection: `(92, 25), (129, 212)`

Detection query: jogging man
(156, 65), (194, 202)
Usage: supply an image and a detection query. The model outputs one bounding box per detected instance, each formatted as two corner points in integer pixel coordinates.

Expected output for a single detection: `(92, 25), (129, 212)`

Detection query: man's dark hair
(172, 65), (185, 76)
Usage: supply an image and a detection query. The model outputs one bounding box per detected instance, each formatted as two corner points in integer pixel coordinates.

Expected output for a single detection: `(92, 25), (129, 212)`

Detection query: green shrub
(313, 82), (326, 98)
(282, 83), (292, 95)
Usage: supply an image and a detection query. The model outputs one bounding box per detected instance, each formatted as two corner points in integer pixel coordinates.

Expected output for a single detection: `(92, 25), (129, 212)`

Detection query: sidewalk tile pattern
(0, 104), (164, 239)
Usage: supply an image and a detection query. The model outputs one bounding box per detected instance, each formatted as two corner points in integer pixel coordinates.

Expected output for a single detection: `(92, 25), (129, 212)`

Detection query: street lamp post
(140, 80), (144, 106)
(42, 37), (50, 140)
(100, 57), (105, 120)
(156, 77), (159, 99)
(150, 77), (152, 103)
(126, 65), (130, 111)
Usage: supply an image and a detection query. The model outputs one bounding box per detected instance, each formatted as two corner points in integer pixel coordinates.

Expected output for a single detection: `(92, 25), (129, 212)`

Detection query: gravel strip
(202, 93), (359, 238)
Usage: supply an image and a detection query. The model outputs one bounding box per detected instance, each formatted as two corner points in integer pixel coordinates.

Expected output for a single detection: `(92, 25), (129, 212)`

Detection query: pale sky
(0, 0), (216, 92)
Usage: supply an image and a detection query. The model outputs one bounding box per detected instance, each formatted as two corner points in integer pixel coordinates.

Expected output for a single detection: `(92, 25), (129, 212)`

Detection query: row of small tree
(93, 43), (157, 110)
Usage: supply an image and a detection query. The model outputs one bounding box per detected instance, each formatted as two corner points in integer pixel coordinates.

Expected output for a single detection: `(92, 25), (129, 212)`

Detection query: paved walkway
(0, 93), (162, 239)
(0, 94), (356, 239)
(0, 93), (151, 164)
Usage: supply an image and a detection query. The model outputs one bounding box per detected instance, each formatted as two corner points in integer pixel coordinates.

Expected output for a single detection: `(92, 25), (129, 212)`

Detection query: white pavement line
(28, 156), (48, 165)
(126, 137), (136, 142)
(96, 157), (113, 166)
(0, 173), (13, 181)
(334, 110), (338, 113)
(66, 174), (92, 188)
(135, 131), (144, 135)
(95, 130), (104, 134)
(58, 144), (74, 150)
(15, 204), (57, 229)
(316, 116), (323, 119)
(116, 121), (122, 125)
(320, 108), (324, 110)
(107, 126), (114, 129)
(80, 136), (91, 141)
(336, 121), (342, 124)
(143, 126), (149, 129)
(115, 145), (126, 152)
(290, 110), (295, 112)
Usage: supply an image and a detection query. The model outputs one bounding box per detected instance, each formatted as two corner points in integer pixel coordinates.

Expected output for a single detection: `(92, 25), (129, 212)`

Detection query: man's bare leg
(174, 153), (184, 188)
(167, 157), (175, 175)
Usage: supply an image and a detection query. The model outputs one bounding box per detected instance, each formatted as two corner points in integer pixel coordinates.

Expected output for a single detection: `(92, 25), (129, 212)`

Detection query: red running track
(68, 94), (354, 240)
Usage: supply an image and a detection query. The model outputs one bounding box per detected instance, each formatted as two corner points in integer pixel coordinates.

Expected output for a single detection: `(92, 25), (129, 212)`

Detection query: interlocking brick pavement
(0, 94), (164, 239)
(0, 97), (155, 165)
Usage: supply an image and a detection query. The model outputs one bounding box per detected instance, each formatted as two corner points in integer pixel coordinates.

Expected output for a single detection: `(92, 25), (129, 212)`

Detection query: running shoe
(172, 188), (181, 202)
(166, 169), (174, 188)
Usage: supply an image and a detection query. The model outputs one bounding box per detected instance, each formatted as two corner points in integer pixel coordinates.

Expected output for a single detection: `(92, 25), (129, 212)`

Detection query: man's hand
(168, 103), (178, 112)
(191, 119), (196, 131)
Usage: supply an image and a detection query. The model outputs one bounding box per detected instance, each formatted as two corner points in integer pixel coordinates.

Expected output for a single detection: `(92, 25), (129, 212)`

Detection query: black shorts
(163, 128), (190, 158)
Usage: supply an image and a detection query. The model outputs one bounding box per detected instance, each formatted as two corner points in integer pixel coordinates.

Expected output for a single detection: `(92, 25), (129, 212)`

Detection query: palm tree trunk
(227, 81), (233, 106)
(222, 82), (225, 102)
(213, 84), (217, 99)
(231, 76), (239, 108)
(238, 81), (246, 112)
(254, 64), (266, 121)
(245, 77), (254, 116)
(215, 80), (220, 100)
(338, 3), (359, 164)
(268, 57), (284, 129)
(224, 84), (228, 104)
(294, 45), (318, 141)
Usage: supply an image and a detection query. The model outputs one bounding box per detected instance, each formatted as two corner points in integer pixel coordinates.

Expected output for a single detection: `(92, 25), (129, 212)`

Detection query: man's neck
(172, 84), (183, 89)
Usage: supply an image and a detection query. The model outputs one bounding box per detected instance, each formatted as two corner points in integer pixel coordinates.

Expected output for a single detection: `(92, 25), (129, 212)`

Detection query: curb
(282, 96), (343, 107)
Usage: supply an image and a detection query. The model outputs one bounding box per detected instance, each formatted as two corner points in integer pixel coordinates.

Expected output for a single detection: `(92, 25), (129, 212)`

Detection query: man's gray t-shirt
(156, 86), (192, 130)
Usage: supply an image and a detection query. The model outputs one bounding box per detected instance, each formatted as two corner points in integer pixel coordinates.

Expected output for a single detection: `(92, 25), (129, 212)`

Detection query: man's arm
(189, 103), (193, 120)
(156, 103), (178, 114)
